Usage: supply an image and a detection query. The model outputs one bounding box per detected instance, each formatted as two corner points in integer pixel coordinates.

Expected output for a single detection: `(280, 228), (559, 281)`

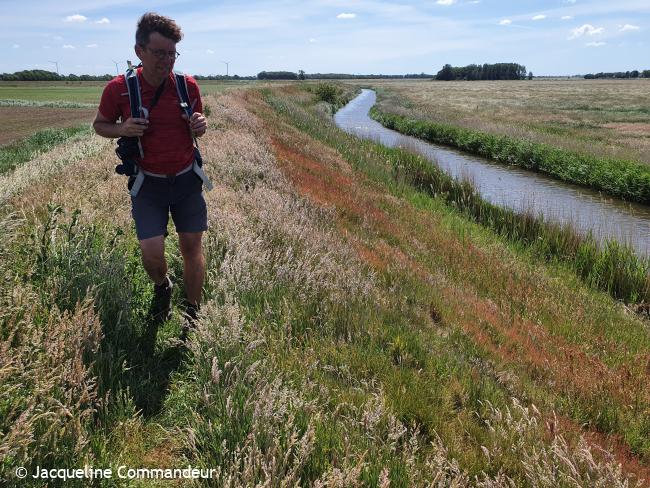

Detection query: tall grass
(371, 107), (650, 204)
(0, 131), (109, 204)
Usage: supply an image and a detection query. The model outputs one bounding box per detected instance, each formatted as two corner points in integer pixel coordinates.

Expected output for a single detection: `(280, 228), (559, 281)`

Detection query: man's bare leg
(139, 235), (168, 285)
(178, 231), (205, 305)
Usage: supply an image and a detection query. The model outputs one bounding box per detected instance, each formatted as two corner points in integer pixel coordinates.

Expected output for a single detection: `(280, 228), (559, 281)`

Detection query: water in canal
(334, 89), (650, 258)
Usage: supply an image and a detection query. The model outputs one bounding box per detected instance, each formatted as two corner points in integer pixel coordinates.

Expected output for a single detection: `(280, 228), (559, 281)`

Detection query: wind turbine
(112, 60), (121, 75)
(221, 60), (230, 77)
(48, 60), (59, 75)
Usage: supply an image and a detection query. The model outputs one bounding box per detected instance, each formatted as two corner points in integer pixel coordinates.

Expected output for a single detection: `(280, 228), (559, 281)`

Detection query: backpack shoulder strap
(173, 71), (193, 119)
(124, 68), (142, 119)
(173, 71), (199, 149)
(123, 68), (144, 158)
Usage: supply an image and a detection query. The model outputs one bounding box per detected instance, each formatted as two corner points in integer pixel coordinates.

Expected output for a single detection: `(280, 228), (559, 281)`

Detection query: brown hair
(135, 12), (183, 47)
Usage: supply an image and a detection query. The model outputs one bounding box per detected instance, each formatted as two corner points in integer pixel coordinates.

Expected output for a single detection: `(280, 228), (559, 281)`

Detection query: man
(93, 12), (208, 339)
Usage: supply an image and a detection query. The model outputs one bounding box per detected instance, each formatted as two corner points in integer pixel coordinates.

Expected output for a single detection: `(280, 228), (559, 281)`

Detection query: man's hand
(119, 117), (149, 137)
(183, 112), (207, 137)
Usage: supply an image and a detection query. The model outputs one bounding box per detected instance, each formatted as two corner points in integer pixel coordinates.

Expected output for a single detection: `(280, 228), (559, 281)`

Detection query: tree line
(6, 67), (649, 83)
(256, 71), (433, 80)
(583, 70), (650, 79)
(435, 63), (529, 81)
(0, 70), (113, 81)
(0, 69), (256, 82)
(193, 74), (256, 81)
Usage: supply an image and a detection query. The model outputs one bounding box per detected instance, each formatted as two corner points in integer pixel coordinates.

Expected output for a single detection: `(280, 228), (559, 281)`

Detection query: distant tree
(631, 70), (639, 78)
(298, 69), (305, 80)
(257, 70), (298, 80)
(435, 62), (526, 81)
(435, 64), (454, 81)
(528, 71), (533, 80)
(643, 70), (650, 78)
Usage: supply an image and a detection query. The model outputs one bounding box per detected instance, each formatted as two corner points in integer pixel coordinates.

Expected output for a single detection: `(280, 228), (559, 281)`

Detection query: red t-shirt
(98, 67), (203, 174)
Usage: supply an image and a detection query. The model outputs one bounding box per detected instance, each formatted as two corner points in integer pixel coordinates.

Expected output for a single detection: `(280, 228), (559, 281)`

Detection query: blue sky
(1, 0), (648, 76)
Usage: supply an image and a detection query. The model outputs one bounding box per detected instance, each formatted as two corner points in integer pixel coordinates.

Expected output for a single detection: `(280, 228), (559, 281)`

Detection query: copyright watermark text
(14, 465), (218, 481)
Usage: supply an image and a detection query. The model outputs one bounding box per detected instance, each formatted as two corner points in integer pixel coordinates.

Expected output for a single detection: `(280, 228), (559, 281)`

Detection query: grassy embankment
(365, 103), (650, 304)
(263, 82), (650, 459)
(0, 83), (648, 486)
(312, 84), (650, 306)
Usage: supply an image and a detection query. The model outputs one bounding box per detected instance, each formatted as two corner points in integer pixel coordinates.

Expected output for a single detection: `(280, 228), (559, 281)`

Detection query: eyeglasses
(146, 47), (180, 60)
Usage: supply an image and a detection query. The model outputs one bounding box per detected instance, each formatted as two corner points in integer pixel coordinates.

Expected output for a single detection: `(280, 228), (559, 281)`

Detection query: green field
(0, 80), (268, 106)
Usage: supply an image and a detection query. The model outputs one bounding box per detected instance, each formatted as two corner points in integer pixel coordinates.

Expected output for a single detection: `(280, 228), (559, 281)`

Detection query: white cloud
(12, 44), (19, 48)
(568, 24), (603, 39)
(43, 45), (50, 49)
(337, 13), (356, 19)
(206, 49), (214, 54)
(586, 41), (605, 47)
(499, 19), (512, 25)
(309, 38), (317, 43)
(64, 14), (87, 23)
(53, 36), (63, 41)
(619, 24), (640, 32)
(86, 43), (98, 48)
(436, 0), (456, 5)
(561, 15), (573, 20)
(532, 14), (546, 20)
(63, 44), (75, 49)
(95, 17), (110, 24)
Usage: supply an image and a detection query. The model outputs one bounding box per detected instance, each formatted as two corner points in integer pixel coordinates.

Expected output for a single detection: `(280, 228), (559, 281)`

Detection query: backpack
(114, 64), (212, 196)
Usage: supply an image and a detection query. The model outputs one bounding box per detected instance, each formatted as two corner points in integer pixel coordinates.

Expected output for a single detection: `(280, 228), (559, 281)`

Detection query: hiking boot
(180, 299), (200, 342)
(150, 275), (173, 323)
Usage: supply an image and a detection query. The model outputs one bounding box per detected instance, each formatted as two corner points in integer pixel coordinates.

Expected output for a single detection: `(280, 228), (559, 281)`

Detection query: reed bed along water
(370, 107), (650, 204)
(0, 84), (648, 486)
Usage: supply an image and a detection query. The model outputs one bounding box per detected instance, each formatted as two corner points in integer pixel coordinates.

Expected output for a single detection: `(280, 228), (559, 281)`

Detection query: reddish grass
(256, 92), (650, 481)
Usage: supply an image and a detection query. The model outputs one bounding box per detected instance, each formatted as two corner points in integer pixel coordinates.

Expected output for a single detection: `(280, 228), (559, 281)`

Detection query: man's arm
(93, 110), (149, 139)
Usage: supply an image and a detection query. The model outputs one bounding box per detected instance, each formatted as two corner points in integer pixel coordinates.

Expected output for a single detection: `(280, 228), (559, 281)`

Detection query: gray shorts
(129, 168), (208, 241)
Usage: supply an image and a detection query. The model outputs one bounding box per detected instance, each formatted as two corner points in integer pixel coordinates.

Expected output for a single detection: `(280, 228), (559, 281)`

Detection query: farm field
(361, 79), (650, 166)
(0, 107), (96, 146)
(1, 81), (649, 486)
(0, 80), (264, 105)
(0, 81), (266, 146)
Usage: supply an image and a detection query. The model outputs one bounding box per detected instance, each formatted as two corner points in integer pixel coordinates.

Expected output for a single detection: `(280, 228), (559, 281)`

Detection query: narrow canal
(335, 89), (650, 258)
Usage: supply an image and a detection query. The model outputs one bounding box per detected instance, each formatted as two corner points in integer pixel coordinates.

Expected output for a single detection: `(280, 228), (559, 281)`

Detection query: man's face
(136, 31), (177, 78)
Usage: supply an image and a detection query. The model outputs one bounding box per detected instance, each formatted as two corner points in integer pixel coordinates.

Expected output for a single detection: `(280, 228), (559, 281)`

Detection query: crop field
(363, 79), (650, 165)
(1, 80), (649, 487)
